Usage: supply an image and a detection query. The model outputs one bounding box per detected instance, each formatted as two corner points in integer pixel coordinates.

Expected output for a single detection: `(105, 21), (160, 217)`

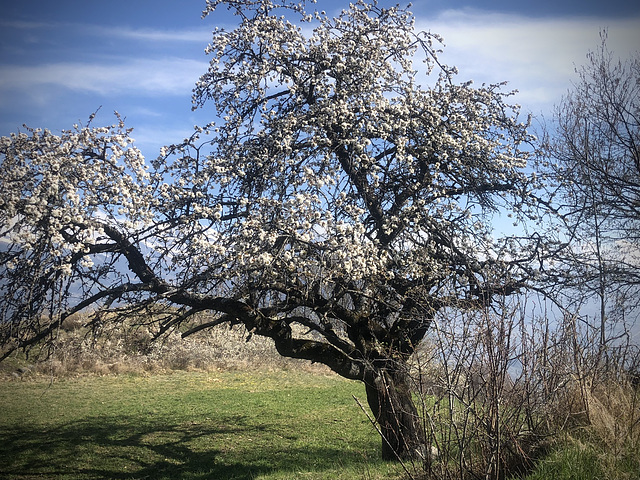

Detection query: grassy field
(0, 370), (405, 480)
(1, 327), (638, 480)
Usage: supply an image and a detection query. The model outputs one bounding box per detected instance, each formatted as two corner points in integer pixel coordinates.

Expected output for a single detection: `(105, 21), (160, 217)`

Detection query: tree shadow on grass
(0, 413), (381, 479)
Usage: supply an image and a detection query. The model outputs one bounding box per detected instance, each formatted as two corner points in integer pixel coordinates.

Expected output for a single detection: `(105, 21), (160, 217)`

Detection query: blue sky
(1, 0), (639, 156)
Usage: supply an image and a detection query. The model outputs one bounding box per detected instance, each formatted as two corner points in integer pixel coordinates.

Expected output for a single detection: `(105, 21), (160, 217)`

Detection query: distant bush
(1, 312), (323, 378)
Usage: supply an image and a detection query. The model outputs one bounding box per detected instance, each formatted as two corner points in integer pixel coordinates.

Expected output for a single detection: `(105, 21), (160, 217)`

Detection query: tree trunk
(364, 366), (427, 461)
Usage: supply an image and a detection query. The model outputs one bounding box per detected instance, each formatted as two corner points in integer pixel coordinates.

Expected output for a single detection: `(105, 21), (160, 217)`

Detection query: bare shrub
(405, 296), (640, 479)
(411, 300), (548, 479)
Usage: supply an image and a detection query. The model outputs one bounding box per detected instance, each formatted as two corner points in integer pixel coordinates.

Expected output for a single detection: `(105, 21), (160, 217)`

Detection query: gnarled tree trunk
(364, 366), (427, 461)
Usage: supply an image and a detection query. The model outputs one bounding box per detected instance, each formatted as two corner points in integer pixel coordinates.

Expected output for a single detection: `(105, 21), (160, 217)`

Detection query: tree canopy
(0, 0), (555, 460)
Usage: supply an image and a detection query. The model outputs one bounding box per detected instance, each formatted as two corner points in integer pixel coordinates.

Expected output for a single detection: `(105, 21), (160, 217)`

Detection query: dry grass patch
(1, 315), (326, 379)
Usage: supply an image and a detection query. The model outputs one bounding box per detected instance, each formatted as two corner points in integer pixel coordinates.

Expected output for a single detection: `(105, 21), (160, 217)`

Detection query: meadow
(0, 369), (405, 480)
(1, 319), (639, 480)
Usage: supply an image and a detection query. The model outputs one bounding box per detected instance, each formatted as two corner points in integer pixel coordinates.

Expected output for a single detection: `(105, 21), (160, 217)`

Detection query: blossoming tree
(1, 0), (550, 460)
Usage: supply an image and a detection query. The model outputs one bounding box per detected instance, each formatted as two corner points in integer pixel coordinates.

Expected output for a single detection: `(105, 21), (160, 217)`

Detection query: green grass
(0, 370), (405, 480)
(519, 434), (640, 480)
(521, 443), (601, 480)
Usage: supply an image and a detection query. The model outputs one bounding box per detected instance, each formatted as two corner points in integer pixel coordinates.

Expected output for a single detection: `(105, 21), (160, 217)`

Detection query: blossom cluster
(0, 116), (152, 280)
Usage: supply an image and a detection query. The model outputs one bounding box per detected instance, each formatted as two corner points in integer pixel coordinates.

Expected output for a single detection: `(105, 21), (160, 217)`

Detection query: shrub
(403, 300), (640, 480)
(1, 312), (320, 378)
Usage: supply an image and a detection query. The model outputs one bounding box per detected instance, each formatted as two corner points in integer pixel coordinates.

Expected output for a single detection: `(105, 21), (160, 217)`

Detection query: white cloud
(90, 25), (212, 43)
(1, 20), (212, 43)
(0, 57), (208, 97)
(418, 10), (640, 115)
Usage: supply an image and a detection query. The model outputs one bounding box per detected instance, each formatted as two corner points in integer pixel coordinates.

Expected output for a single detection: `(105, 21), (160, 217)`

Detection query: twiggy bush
(406, 296), (640, 480)
(410, 300), (546, 479)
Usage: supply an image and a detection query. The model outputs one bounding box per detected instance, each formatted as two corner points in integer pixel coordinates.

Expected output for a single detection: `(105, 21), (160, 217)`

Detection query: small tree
(1, 0), (552, 460)
(547, 32), (640, 351)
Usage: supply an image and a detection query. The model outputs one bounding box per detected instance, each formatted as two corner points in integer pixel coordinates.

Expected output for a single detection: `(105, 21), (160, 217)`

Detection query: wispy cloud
(102, 26), (211, 43)
(68, 23), (213, 44)
(1, 19), (211, 43)
(0, 58), (208, 97)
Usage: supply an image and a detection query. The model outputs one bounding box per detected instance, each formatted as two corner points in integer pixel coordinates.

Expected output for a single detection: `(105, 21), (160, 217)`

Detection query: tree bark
(364, 366), (427, 461)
